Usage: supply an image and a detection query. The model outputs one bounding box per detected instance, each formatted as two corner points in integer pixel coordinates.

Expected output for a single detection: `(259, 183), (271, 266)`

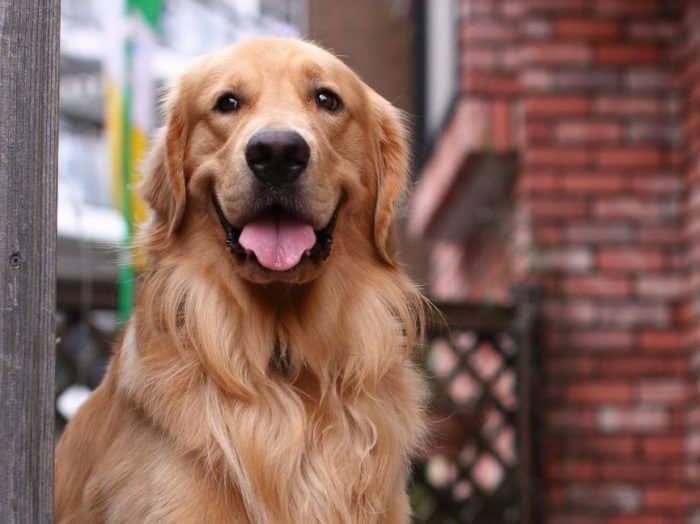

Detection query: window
(416, 0), (459, 160)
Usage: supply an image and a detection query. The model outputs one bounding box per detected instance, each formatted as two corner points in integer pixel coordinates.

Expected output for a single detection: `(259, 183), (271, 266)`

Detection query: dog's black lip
(211, 193), (339, 267)
(212, 193), (244, 254)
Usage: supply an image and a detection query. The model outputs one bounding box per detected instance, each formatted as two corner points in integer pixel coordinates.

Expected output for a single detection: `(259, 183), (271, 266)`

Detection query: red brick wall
(520, 3), (691, 522)
(683, 3), (700, 522)
(460, 0), (520, 151)
(412, 0), (700, 521)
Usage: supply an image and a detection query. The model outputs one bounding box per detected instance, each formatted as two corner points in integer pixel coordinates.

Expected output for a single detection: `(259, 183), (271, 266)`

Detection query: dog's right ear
(141, 85), (187, 236)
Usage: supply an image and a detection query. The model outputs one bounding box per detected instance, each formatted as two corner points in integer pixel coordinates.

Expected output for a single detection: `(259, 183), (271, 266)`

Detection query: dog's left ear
(370, 92), (410, 267)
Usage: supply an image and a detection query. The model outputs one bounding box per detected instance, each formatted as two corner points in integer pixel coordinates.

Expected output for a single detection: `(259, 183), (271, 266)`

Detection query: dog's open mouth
(213, 195), (337, 272)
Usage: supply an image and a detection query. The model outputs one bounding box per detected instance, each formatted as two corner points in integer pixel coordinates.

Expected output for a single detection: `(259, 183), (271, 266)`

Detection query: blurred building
(410, 0), (700, 522)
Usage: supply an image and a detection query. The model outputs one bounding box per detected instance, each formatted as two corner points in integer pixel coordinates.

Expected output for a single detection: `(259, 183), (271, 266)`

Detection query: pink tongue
(239, 217), (316, 271)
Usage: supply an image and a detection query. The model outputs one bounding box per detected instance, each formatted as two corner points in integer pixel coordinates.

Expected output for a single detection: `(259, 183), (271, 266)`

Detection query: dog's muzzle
(212, 193), (338, 272)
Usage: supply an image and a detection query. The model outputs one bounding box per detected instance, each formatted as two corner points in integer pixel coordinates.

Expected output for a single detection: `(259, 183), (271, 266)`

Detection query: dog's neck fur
(114, 252), (427, 524)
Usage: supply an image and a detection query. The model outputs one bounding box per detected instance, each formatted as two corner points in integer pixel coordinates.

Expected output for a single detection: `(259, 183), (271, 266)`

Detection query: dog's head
(141, 38), (409, 285)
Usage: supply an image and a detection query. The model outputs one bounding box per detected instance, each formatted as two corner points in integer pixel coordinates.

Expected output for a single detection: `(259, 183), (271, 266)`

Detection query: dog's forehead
(208, 38), (351, 84)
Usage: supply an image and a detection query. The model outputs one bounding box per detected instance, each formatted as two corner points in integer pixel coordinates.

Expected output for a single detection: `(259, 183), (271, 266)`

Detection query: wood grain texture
(0, 1), (60, 522)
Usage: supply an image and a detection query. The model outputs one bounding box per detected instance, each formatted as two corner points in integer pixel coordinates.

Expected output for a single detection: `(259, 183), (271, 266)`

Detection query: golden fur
(55, 38), (428, 523)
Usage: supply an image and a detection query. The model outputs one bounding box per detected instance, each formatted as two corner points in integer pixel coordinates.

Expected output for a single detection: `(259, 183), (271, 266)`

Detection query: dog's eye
(314, 89), (342, 112)
(214, 92), (240, 113)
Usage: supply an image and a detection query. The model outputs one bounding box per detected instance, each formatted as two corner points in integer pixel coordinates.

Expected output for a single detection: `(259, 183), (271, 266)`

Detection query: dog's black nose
(245, 129), (310, 185)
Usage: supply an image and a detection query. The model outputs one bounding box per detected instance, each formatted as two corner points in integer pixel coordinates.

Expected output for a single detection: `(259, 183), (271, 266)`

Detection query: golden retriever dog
(55, 37), (427, 524)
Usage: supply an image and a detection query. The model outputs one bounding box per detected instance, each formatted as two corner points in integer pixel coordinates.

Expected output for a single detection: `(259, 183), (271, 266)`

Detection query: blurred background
(55, 0), (700, 522)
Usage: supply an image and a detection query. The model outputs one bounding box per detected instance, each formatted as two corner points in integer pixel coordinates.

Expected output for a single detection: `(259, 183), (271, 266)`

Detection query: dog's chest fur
(55, 260), (427, 524)
(104, 325), (422, 524)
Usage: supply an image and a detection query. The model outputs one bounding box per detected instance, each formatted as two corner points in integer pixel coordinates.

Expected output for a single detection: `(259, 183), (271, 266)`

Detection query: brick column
(518, 1), (690, 522)
(683, 2), (700, 522)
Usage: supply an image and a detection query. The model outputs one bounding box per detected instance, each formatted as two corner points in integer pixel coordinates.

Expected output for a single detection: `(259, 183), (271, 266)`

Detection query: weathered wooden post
(0, 1), (61, 522)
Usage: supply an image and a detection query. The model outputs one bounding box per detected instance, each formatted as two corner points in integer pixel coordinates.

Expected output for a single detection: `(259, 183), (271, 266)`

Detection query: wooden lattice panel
(411, 301), (536, 524)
